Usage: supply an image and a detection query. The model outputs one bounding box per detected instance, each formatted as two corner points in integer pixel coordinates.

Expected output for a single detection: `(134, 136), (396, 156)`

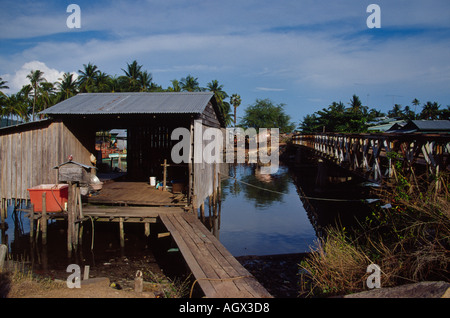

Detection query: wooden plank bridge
(160, 213), (272, 298)
(24, 180), (271, 298)
(292, 132), (450, 184)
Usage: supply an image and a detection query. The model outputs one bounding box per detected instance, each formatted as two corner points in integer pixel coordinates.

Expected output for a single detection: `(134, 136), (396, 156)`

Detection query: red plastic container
(27, 184), (68, 212)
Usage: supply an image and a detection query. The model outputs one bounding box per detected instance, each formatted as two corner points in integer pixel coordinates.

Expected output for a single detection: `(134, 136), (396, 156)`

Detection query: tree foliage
(240, 98), (295, 133)
(0, 62), (245, 127)
(298, 95), (449, 133)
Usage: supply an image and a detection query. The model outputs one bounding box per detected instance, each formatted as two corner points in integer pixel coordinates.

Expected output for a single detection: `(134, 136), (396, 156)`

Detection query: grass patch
(299, 170), (450, 297)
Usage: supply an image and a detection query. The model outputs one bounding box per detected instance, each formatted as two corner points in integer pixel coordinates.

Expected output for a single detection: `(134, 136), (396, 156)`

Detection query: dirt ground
(2, 253), (305, 298)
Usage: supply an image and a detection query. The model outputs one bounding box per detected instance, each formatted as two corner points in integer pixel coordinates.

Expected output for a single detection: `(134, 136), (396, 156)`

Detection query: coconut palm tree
(420, 101), (440, 120)
(138, 70), (153, 92)
(6, 92), (29, 123)
(27, 70), (46, 121)
(122, 60), (143, 91)
(230, 94), (241, 127)
(349, 94), (362, 114)
(38, 81), (56, 114)
(94, 72), (112, 92)
(412, 98), (420, 119)
(220, 101), (233, 127)
(207, 80), (228, 103)
(388, 104), (403, 118)
(180, 75), (201, 92)
(207, 80), (232, 126)
(0, 77), (9, 96)
(167, 79), (181, 92)
(57, 72), (78, 101)
(107, 75), (121, 93)
(78, 62), (100, 93)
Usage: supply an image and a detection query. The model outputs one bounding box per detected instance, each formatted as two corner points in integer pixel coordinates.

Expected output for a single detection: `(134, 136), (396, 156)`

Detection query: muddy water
(2, 161), (375, 294)
(3, 210), (188, 291)
(206, 162), (374, 257)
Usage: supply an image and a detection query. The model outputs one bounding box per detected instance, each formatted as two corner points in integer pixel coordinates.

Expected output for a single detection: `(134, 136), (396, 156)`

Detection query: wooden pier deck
(88, 181), (186, 207)
(159, 213), (272, 298)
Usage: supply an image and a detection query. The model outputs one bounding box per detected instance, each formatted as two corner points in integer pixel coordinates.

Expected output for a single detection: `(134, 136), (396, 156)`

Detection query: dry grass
(299, 228), (371, 296)
(299, 173), (450, 297)
(1, 262), (66, 298)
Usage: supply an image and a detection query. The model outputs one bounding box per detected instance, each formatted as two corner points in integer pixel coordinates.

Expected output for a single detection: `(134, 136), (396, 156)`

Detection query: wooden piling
(29, 204), (35, 243)
(41, 192), (47, 245)
(0, 244), (7, 271)
(200, 203), (205, 222)
(0, 199), (5, 231)
(144, 222), (150, 237)
(162, 159), (167, 191)
(67, 182), (74, 257)
(119, 217), (125, 248)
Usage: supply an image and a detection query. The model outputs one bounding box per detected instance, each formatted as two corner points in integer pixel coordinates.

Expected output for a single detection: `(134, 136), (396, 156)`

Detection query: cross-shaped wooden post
(160, 159), (171, 191)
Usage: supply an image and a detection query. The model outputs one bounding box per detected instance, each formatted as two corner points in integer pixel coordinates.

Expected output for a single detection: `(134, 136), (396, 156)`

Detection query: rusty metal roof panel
(41, 92), (215, 115)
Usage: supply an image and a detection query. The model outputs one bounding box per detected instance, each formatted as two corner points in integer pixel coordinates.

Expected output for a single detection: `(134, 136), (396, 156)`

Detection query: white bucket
(150, 177), (156, 186)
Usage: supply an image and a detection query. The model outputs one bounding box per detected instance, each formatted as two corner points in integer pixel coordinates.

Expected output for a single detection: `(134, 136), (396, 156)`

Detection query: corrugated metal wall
(0, 121), (91, 201)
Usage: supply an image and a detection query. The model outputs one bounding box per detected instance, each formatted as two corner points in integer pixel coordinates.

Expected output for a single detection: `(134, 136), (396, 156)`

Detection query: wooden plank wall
(192, 120), (221, 210)
(0, 121), (91, 201)
(200, 101), (221, 128)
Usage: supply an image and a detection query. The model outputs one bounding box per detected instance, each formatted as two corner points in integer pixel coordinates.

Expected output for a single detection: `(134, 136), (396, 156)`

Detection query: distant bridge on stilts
(291, 132), (450, 190)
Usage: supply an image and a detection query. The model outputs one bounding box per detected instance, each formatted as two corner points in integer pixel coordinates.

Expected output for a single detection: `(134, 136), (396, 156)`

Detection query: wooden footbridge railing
(292, 133), (450, 184)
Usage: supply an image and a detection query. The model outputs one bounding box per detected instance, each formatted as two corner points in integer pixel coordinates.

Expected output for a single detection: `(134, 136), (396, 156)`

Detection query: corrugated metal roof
(409, 120), (450, 131)
(41, 92), (215, 115)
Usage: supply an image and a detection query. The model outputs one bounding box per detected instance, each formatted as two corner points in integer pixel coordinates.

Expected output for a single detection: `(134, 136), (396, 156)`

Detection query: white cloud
(255, 87), (287, 92)
(1, 61), (77, 94)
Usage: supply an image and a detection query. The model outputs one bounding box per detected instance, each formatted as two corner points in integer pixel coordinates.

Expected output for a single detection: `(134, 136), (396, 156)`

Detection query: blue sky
(1, 0), (450, 125)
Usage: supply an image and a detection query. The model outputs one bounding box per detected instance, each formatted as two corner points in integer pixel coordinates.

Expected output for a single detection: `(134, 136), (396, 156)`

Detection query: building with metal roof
(41, 92), (222, 117)
(389, 120), (450, 134)
(39, 92), (225, 208)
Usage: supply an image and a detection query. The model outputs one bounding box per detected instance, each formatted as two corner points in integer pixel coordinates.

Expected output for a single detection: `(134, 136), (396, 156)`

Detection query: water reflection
(223, 164), (291, 209)
(211, 163), (318, 257)
(2, 161), (376, 266)
(200, 162), (375, 257)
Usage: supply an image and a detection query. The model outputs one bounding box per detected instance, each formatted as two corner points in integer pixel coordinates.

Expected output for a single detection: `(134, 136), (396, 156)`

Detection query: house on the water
(0, 92), (225, 210)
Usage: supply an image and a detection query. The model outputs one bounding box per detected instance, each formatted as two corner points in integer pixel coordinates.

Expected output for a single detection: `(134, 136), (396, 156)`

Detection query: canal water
(2, 160), (375, 281)
(215, 164), (317, 256)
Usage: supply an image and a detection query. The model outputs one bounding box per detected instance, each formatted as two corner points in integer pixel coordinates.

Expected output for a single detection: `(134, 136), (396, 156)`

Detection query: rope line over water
(219, 173), (379, 203)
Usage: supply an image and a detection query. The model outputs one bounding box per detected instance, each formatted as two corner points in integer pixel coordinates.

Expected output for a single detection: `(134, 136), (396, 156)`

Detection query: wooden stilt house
(0, 92), (225, 210)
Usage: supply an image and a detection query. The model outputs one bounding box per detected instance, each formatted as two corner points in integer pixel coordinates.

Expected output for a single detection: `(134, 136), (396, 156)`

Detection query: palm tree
(207, 79), (230, 125)
(38, 82), (56, 113)
(122, 60), (143, 91)
(207, 80), (228, 104)
(78, 62), (100, 93)
(420, 101), (440, 120)
(0, 77), (9, 96)
(138, 70), (153, 92)
(230, 93), (241, 127)
(6, 93), (29, 123)
(388, 104), (403, 118)
(27, 70), (46, 121)
(107, 75), (121, 93)
(180, 75), (201, 92)
(122, 60), (142, 80)
(167, 79), (181, 92)
(57, 73), (78, 101)
(349, 94), (362, 114)
(94, 72), (112, 92)
(220, 101), (233, 127)
(412, 98), (420, 119)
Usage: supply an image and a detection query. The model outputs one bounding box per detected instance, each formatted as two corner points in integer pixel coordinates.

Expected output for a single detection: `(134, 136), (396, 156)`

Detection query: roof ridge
(78, 92), (213, 95)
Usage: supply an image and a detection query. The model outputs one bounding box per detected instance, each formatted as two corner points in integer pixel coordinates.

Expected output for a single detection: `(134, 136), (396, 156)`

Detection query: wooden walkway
(88, 182), (186, 206)
(82, 205), (186, 223)
(159, 213), (272, 298)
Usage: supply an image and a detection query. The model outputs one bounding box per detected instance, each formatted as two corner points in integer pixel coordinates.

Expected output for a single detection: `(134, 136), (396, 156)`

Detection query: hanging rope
(219, 173), (379, 203)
